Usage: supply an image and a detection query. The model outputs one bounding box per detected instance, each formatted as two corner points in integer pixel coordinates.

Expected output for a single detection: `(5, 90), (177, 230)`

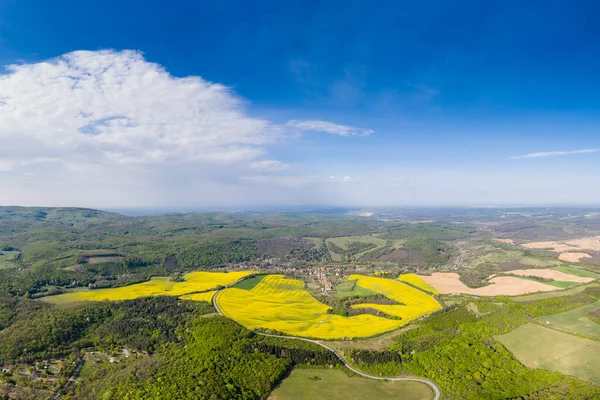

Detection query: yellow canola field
(397, 273), (441, 294)
(349, 274), (441, 321)
(44, 271), (255, 304)
(180, 290), (218, 303)
(217, 274), (403, 339)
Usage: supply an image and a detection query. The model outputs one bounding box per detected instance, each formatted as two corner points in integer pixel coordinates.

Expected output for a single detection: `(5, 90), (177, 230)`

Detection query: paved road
(52, 355), (84, 399)
(212, 288), (441, 400)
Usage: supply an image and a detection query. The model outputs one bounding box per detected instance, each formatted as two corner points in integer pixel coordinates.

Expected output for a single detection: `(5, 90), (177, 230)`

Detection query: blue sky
(0, 0), (599, 209)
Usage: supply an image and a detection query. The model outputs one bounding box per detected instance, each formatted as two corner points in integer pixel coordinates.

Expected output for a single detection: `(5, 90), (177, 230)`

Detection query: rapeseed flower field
(217, 274), (404, 339)
(349, 274), (441, 321)
(180, 290), (218, 303)
(44, 271), (255, 303)
(397, 273), (441, 294)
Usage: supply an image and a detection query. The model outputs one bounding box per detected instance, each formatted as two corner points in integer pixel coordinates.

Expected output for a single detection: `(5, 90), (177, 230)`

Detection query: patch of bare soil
(559, 252), (593, 263)
(419, 272), (558, 296)
(87, 256), (123, 263)
(493, 238), (514, 245)
(504, 268), (595, 283)
(523, 236), (600, 253)
(64, 264), (84, 272)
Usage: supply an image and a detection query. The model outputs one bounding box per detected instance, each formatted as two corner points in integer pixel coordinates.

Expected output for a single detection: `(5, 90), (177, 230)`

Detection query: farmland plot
(217, 275), (404, 339)
(497, 323), (600, 385)
(349, 275), (441, 322)
(44, 271), (255, 303)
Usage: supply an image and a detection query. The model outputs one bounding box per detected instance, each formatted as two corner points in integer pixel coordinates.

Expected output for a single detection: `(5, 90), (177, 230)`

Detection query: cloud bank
(0, 50), (376, 208)
(0, 50), (280, 170)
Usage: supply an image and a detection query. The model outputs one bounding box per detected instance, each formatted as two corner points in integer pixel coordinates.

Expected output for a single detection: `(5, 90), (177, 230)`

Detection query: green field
(513, 283), (600, 302)
(532, 279), (577, 289)
(326, 235), (388, 261)
(539, 301), (600, 338)
(303, 237), (325, 248)
(543, 280), (578, 288)
(496, 323), (600, 385)
(334, 279), (377, 299)
(519, 256), (562, 267)
(79, 360), (100, 379)
(511, 275), (575, 289)
(0, 250), (19, 269)
(232, 274), (267, 290)
(326, 235), (387, 250)
(268, 369), (434, 400)
(466, 302), (491, 316)
(382, 224), (468, 240)
(552, 266), (600, 279)
(475, 250), (561, 268)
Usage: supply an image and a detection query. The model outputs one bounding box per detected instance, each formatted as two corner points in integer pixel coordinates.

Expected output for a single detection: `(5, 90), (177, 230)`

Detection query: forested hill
(0, 206), (384, 297)
(0, 206), (127, 225)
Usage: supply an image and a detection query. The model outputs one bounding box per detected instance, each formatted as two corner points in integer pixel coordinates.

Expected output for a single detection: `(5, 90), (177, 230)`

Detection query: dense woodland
(69, 317), (343, 399)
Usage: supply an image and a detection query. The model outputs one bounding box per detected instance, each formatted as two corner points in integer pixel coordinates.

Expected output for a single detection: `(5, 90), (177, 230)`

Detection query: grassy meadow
(232, 274), (267, 290)
(326, 235), (388, 261)
(552, 265), (600, 279)
(0, 250), (19, 269)
(268, 369), (434, 400)
(539, 301), (600, 338)
(513, 283), (600, 302)
(333, 279), (377, 299)
(496, 323), (600, 385)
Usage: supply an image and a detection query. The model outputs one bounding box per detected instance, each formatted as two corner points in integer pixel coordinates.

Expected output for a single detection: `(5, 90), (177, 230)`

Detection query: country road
(212, 287), (441, 400)
(52, 355), (84, 400)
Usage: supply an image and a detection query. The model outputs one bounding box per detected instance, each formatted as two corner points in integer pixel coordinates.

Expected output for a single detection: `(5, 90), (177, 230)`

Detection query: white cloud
(0, 50), (279, 169)
(287, 120), (373, 136)
(327, 175), (360, 183)
(511, 149), (598, 159)
(0, 50), (377, 208)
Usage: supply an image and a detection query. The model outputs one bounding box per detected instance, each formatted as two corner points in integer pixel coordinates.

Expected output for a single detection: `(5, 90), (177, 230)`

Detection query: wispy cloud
(249, 160), (293, 172)
(511, 149), (599, 159)
(287, 120), (373, 136)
